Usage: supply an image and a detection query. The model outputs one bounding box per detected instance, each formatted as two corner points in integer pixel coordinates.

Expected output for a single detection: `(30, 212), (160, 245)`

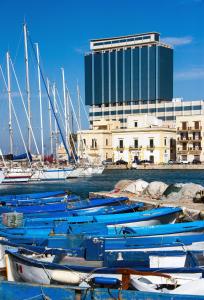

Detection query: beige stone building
(77, 116), (176, 165)
(176, 116), (204, 162)
(77, 119), (120, 164)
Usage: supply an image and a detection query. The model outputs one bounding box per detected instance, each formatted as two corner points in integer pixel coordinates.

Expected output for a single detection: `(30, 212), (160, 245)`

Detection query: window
(182, 122), (187, 130)
(83, 139), (86, 146)
(149, 155), (154, 163)
(106, 139), (108, 146)
(134, 121), (138, 128)
(195, 121), (200, 129)
(149, 139), (154, 148)
(164, 138), (167, 146)
(119, 139), (124, 148)
(91, 139), (97, 149)
(134, 139), (138, 148)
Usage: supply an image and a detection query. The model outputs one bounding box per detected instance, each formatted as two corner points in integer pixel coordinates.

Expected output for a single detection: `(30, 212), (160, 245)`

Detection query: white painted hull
(7, 253), (202, 287)
(107, 212), (179, 228)
(1, 168), (32, 184)
(31, 168), (73, 181)
(0, 170), (5, 184)
(67, 166), (104, 178)
(131, 277), (204, 296)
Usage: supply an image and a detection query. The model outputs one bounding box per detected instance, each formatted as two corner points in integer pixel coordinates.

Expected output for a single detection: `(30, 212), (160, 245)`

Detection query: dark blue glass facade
(103, 52), (109, 104)
(117, 50), (123, 102)
(85, 44), (173, 105)
(93, 52), (102, 105)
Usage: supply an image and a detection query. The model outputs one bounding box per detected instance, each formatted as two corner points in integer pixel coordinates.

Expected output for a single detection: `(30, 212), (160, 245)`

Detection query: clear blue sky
(0, 0), (203, 153)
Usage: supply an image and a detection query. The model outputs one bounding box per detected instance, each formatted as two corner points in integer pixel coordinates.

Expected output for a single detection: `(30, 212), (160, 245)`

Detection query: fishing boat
(68, 220), (204, 236)
(0, 196), (130, 214)
(0, 190), (66, 201)
(1, 280), (204, 300)
(19, 206), (182, 228)
(6, 249), (204, 287)
(0, 280), (75, 300)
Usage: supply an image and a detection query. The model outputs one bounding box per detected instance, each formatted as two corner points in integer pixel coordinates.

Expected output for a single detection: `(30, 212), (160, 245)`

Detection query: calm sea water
(0, 169), (204, 198)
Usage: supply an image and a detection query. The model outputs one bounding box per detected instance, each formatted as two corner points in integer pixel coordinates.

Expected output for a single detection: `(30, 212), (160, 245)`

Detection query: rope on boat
(22, 293), (51, 300)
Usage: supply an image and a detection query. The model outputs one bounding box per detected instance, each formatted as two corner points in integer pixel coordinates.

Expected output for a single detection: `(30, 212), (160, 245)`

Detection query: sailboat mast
(77, 82), (81, 131)
(53, 83), (58, 163)
(6, 52), (13, 155)
(35, 43), (44, 161)
(23, 23), (31, 151)
(61, 68), (68, 153)
(47, 79), (53, 155)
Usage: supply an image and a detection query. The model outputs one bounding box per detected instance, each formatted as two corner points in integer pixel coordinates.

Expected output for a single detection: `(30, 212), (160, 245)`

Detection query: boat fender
(90, 277), (121, 287)
(51, 270), (81, 284)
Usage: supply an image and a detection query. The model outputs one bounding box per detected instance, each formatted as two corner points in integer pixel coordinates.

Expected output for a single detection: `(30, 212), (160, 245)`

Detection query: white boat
(131, 277), (204, 296)
(30, 167), (74, 181)
(1, 167), (33, 184)
(0, 170), (5, 184)
(67, 165), (104, 178)
(6, 251), (203, 288)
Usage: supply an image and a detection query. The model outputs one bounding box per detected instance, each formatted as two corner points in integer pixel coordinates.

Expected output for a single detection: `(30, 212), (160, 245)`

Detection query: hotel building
(85, 32), (203, 128)
(74, 31), (204, 164)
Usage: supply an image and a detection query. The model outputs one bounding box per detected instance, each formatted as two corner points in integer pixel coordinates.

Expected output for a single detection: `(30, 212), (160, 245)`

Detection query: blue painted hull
(24, 207), (182, 227)
(0, 194), (79, 206)
(1, 281), (203, 300)
(0, 280), (74, 300)
(0, 190), (66, 201)
(0, 196), (129, 214)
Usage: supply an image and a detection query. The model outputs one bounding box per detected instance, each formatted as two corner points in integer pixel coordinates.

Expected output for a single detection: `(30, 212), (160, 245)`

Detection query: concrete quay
(89, 190), (204, 221)
(106, 164), (204, 170)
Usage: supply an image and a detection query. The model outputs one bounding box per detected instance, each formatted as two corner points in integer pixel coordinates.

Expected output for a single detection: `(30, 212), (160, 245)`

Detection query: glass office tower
(85, 32), (173, 106)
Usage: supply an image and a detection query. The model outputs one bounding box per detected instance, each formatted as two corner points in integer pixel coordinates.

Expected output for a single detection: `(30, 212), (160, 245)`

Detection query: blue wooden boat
(67, 220), (204, 236)
(0, 194), (79, 206)
(14, 202), (143, 219)
(1, 281), (204, 300)
(0, 190), (66, 201)
(0, 196), (128, 214)
(6, 249), (204, 287)
(0, 196), (130, 214)
(0, 280), (75, 300)
(83, 288), (204, 299)
(1, 235), (204, 268)
(24, 206), (182, 227)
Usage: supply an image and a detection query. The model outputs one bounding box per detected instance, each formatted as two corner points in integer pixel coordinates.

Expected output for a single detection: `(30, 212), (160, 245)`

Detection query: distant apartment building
(78, 116), (176, 165)
(176, 116), (204, 162)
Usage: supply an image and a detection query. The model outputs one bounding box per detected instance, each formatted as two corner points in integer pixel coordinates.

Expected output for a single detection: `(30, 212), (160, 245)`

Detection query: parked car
(168, 160), (180, 164)
(115, 159), (128, 165)
(131, 162), (138, 169)
(192, 159), (201, 164)
(138, 160), (152, 165)
(102, 158), (113, 165)
(179, 160), (190, 164)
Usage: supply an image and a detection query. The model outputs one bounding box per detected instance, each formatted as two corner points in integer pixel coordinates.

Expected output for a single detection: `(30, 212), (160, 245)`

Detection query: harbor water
(0, 169), (204, 198)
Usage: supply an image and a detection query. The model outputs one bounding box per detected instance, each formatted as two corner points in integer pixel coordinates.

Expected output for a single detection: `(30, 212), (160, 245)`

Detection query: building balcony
(146, 146), (155, 151)
(188, 137), (202, 142)
(177, 137), (189, 142)
(90, 146), (98, 150)
(177, 149), (188, 154)
(177, 127), (188, 132)
(188, 148), (202, 155)
(188, 126), (202, 132)
(129, 146), (142, 151)
(116, 147), (124, 151)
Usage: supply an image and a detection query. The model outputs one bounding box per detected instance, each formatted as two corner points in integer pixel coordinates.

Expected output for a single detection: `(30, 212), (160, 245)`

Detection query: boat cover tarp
(12, 152), (32, 161)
